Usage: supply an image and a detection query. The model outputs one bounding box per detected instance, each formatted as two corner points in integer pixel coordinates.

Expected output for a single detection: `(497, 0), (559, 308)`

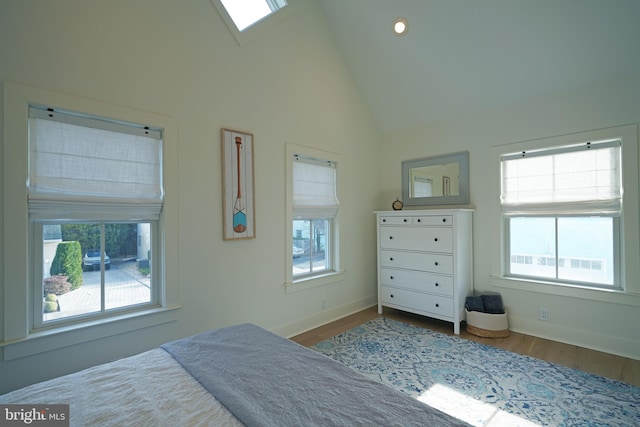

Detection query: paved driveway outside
(44, 260), (151, 321)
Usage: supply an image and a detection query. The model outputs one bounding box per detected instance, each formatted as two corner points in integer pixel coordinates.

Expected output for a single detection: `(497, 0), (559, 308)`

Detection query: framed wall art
(222, 128), (255, 240)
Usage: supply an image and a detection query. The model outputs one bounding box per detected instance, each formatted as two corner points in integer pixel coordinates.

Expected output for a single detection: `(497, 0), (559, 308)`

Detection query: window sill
(1, 305), (181, 361)
(491, 275), (640, 307)
(284, 270), (345, 293)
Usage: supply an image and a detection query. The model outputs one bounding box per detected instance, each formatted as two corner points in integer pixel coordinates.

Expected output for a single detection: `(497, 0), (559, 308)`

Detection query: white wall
(3, 0), (637, 396)
(0, 0), (380, 392)
(378, 75), (640, 360)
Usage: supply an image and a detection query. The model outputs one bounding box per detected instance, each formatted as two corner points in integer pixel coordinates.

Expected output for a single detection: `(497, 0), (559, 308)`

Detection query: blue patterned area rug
(311, 317), (640, 427)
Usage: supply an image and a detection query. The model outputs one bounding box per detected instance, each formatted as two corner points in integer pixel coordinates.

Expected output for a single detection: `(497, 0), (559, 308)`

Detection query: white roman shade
(28, 106), (163, 220)
(501, 139), (622, 216)
(293, 155), (338, 218)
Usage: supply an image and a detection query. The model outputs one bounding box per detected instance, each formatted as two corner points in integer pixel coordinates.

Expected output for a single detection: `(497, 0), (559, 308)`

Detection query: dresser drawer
(413, 215), (453, 226)
(380, 268), (454, 296)
(380, 250), (453, 274)
(380, 286), (454, 317)
(379, 216), (413, 225)
(380, 227), (453, 252)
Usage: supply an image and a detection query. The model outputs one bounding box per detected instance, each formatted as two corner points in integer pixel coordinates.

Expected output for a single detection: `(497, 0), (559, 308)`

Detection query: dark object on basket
(481, 294), (505, 314)
(465, 293), (509, 338)
(464, 296), (485, 312)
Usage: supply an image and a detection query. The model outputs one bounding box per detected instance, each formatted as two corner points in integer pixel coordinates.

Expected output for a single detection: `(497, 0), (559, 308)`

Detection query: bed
(1, 323), (470, 426)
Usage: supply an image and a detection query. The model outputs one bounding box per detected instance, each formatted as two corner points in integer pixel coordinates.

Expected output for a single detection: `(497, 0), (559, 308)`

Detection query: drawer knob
(403, 218), (408, 222)
(382, 219), (387, 222)
(390, 294), (394, 298)
(442, 218), (447, 223)
(390, 257), (394, 261)
(417, 218), (421, 222)
(435, 283), (439, 287)
(389, 236), (393, 239)
(390, 276), (394, 280)
(434, 238), (438, 242)
(435, 262), (439, 266)
(435, 303), (440, 308)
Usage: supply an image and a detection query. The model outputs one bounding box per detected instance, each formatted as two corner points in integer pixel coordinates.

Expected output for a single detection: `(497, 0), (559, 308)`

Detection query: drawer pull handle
(435, 303), (439, 308)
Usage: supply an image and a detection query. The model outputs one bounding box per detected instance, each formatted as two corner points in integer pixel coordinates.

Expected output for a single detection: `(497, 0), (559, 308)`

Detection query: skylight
(220, 0), (288, 32)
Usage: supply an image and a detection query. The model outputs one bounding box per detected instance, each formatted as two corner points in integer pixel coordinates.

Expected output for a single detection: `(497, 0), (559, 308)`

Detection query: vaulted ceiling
(317, 0), (640, 134)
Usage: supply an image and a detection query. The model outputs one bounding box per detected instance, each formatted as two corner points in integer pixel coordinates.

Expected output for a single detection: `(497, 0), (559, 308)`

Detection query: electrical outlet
(539, 307), (549, 321)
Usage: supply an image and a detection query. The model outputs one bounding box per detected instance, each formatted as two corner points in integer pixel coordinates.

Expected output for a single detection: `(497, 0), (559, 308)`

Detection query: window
(219, 0), (287, 31)
(29, 105), (162, 327)
(3, 82), (178, 360)
(501, 138), (622, 288)
(292, 156), (337, 278)
(210, 0), (296, 45)
(285, 143), (342, 290)
(37, 222), (154, 325)
(412, 176), (433, 197)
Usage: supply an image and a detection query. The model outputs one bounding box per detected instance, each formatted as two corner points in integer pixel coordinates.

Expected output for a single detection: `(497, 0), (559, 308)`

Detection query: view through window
(42, 223), (153, 322)
(508, 217), (615, 285)
(292, 219), (330, 277)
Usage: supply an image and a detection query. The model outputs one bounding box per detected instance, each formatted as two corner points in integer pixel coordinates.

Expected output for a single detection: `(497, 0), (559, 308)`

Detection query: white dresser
(376, 209), (473, 334)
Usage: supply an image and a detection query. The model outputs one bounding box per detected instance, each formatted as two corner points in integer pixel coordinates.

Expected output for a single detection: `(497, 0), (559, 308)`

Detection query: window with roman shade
(28, 105), (164, 327)
(2, 82), (180, 360)
(499, 138), (624, 288)
(285, 142), (343, 289)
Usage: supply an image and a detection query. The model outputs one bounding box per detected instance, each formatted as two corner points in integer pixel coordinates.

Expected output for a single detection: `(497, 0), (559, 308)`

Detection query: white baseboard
(272, 295), (377, 339)
(508, 313), (640, 361)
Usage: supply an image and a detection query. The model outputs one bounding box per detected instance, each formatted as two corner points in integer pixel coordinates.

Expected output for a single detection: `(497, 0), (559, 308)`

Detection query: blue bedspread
(161, 323), (469, 427)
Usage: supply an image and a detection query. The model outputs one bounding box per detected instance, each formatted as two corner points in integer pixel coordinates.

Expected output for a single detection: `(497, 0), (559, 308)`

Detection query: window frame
(219, 0), (287, 32)
(32, 221), (160, 330)
(209, 0), (297, 46)
(284, 143), (343, 292)
(2, 82), (180, 361)
(503, 215), (622, 290)
(292, 218), (333, 280)
(489, 124), (640, 302)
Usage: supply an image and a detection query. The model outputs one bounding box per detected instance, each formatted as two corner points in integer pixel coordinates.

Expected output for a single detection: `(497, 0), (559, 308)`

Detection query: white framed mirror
(401, 151), (469, 206)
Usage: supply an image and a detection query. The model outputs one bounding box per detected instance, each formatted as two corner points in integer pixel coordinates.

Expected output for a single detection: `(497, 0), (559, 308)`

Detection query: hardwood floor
(290, 306), (640, 387)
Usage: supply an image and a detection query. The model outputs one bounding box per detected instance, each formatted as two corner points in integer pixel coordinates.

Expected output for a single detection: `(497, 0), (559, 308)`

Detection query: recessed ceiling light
(392, 17), (408, 36)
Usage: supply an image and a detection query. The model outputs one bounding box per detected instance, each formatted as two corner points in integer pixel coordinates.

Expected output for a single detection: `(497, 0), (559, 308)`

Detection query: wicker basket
(465, 309), (510, 338)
